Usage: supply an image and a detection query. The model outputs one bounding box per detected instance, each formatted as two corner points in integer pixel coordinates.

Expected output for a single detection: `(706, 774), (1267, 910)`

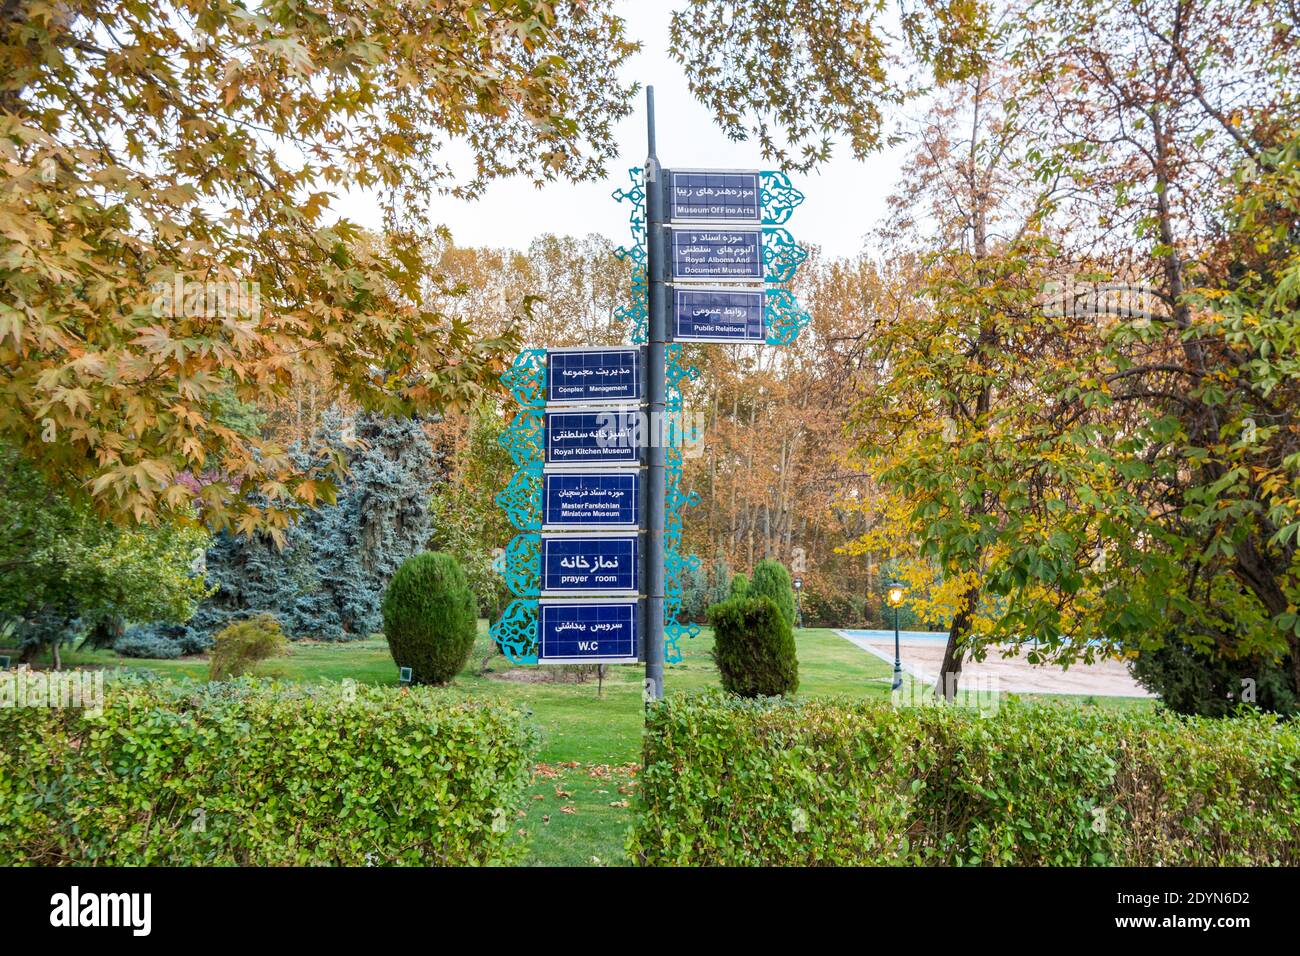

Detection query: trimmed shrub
(708, 596), (799, 698)
(803, 587), (867, 629)
(729, 572), (750, 599)
(208, 614), (288, 680)
(627, 692), (1300, 866)
(382, 551), (476, 685)
(112, 626), (184, 660)
(749, 559), (795, 629)
(0, 675), (538, 865)
(1130, 639), (1297, 717)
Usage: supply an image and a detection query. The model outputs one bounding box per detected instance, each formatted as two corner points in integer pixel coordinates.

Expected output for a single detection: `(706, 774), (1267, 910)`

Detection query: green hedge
(627, 691), (1300, 866)
(0, 675), (537, 865)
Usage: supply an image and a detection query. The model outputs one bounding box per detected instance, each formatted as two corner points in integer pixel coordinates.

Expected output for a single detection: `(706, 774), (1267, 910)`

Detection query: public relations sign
(541, 534), (639, 595)
(546, 347), (643, 405)
(666, 169), (761, 224)
(544, 408), (641, 467)
(538, 600), (640, 663)
(674, 286), (766, 342)
(542, 471), (640, 529)
(670, 227), (763, 282)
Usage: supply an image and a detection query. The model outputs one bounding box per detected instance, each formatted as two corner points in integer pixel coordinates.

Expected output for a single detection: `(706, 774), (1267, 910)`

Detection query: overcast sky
(334, 2), (906, 261)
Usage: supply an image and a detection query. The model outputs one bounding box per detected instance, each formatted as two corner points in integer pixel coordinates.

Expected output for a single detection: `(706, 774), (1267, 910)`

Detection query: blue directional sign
(674, 287), (765, 342)
(538, 600), (640, 664)
(670, 228), (763, 282)
(547, 348), (642, 405)
(542, 471), (640, 528)
(542, 535), (638, 594)
(545, 409), (640, 466)
(667, 170), (761, 224)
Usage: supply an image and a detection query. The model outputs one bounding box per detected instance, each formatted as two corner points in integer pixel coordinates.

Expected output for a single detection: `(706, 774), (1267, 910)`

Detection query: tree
(749, 558), (796, 629)
(427, 407), (514, 618)
(669, 0), (992, 170)
(709, 595), (799, 697)
(1009, 0), (1300, 695)
(382, 552), (477, 685)
(0, 0), (637, 533)
(672, 0), (1300, 704)
(0, 445), (209, 666)
(129, 408), (435, 650)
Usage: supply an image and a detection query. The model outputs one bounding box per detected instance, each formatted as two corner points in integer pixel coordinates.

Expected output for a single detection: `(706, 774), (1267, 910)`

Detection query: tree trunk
(937, 583), (980, 702)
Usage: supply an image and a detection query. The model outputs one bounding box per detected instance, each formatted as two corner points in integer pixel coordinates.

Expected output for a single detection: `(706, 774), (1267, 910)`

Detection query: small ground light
(886, 582), (905, 691)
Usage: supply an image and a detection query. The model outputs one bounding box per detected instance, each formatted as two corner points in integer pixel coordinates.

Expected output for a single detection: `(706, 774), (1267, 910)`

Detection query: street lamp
(886, 581), (905, 691)
(792, 575), (803, 629)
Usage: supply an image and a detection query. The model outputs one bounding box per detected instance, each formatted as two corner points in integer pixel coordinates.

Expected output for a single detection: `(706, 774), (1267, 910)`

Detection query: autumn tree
(1012, 0), (1300, 699)
(0, 0), (637, 534)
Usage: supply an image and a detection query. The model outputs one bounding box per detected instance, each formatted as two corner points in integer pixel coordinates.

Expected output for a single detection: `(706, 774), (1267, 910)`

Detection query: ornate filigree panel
(760, 171), (806, 225)
(765, 288), (813, 345)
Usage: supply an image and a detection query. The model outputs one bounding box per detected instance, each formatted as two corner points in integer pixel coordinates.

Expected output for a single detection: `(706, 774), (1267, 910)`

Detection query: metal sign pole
(644, 86), (667, 702)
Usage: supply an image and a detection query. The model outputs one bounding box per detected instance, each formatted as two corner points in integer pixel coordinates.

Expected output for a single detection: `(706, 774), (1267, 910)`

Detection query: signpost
(538, 600), (640, 664)
(674, 286), (766, 342)
(666, 170), (761, 223)
(670, 227), (763, 282)
(544, 408), (641, 467)
(546, 347), (643, 404)
(490, 85), (809, 702)
(541, 534), (639, 595)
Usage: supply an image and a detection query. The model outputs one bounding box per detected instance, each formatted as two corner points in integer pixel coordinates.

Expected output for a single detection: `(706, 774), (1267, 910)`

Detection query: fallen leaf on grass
(560, 805), (577, 814)
(608, 800), (630, 808)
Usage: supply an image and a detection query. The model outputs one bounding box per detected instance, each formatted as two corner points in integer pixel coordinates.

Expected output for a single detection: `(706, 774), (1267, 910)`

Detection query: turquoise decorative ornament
(612, 166), (648, 344)
(760, 171), (806, 225)
(490, 598), (538, 664)
(764, 288), (813, 345)
(499, 532), (541, 598)
(502, 348), (547, 408)
(762, 227), (809, 284)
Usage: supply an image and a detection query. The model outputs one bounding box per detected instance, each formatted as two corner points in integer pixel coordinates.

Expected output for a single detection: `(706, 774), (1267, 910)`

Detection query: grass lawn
(9, 626), (1151, 866)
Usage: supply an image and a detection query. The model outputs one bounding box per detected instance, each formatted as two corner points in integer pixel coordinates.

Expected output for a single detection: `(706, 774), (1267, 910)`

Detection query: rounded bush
(208, 614), (288, 681)
(729, 572), (750, 599)
(708, 595), (799, 698)
(749, 559), (796, 629)
(382, 552), (476, 685)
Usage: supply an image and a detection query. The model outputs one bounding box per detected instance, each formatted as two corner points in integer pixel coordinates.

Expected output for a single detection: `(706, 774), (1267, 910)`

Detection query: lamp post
(793, 575), (803, 629)
(886, 581), (905, 691)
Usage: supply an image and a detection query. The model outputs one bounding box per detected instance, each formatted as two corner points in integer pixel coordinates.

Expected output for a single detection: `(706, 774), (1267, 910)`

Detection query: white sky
(334, 1), (906, 260)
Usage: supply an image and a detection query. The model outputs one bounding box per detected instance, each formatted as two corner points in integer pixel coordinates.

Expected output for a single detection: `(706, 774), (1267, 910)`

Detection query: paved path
(836, 629), (1153, 699)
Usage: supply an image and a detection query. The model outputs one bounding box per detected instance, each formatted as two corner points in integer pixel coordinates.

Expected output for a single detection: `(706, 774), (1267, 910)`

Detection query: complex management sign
(546, 347), (642, 405)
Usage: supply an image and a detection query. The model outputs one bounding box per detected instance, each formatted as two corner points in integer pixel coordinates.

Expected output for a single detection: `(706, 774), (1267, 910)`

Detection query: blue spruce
(117, 410), (435, 654)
